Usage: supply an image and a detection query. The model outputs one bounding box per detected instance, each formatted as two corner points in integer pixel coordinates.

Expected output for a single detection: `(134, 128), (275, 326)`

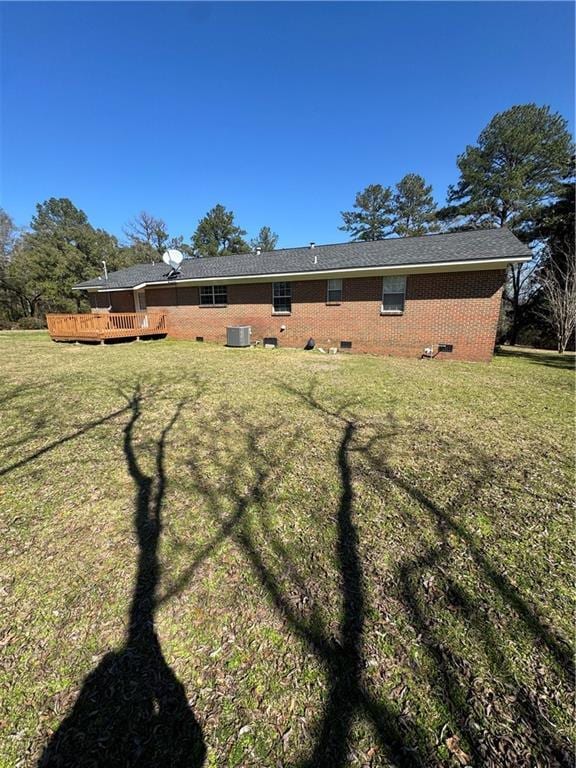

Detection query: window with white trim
(273, 282), (292, 313)
(200, 285), (228, 305)
(327, 278), (343, 303)
(381, 276), (406, 313)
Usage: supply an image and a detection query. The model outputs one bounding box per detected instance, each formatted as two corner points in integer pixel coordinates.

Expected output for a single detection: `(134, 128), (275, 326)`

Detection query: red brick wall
(118, 270), (506, 362)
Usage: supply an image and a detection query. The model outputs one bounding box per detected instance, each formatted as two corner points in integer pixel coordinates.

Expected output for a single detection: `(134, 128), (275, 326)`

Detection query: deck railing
(46, 312), (167, 341)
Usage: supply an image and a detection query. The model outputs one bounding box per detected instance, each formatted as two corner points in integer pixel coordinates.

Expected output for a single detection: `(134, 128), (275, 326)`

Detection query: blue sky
(1, 1), (574, 248)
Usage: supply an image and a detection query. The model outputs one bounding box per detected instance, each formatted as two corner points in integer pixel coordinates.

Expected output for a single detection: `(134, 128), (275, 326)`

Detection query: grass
(0, 331), (574, 768)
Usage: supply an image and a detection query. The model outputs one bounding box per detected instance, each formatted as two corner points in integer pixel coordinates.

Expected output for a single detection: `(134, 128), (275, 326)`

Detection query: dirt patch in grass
(0, 332), (574, 767)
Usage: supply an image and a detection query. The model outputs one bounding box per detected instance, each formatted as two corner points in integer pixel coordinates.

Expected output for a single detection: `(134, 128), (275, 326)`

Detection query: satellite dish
(162, 249), (184, 269)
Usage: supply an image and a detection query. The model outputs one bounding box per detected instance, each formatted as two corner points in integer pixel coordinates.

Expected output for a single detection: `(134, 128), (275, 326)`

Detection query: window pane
(382, 276), (406, 293)
(273, 282), (291, 297)
(199, 285), (228, 305)
(200, 286), (214, 305)
(273, 297), (291, 312)
(273, 282), (291, 312)
(213, 285), (227, 303)
(382, 275), (406, 312)
(327, 279), (342, 302)
(382, 293), (405, 312)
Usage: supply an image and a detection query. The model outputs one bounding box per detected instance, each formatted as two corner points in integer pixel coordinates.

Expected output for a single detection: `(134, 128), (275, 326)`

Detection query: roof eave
(73, 254), (530, 292)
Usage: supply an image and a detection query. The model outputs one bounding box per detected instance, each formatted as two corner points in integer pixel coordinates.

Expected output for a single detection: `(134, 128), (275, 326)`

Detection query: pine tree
(250, 226), (279, 252)
(439, 104), (573, 234)
(339, 184), (394, 241)
(393, 174), (438, 236)
(192, 204), (248, 257)
(5, 198), (120, 315)
(438, 104), (573, 345)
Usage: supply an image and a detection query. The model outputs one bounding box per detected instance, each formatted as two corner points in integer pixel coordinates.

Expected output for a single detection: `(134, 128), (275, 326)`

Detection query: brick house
(73, 229), (532, 362)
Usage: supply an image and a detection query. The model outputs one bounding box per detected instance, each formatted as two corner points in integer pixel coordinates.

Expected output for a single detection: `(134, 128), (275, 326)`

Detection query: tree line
(0, 202), (279, 323)
(1, 103), (573, 350)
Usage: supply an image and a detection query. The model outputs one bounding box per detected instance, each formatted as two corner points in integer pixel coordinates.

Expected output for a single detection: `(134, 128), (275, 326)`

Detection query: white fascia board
(81, 255), (530, 293)
(73, 286), (112, 292)
(73, 284), (144, 293)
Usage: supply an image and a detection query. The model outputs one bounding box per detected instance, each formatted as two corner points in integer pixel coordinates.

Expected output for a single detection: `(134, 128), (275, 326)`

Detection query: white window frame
(326, 278), (343, 303)
(200, 285), (228, 306)
(381, 276), (406, 314)
(272, 281), (292, 314)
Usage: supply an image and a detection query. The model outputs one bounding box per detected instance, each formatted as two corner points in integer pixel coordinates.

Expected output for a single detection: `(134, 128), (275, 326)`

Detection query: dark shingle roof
(75, 228), (531, 290)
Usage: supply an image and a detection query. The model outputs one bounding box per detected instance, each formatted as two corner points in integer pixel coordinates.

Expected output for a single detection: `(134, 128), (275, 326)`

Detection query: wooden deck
(46, 312), (167, 342)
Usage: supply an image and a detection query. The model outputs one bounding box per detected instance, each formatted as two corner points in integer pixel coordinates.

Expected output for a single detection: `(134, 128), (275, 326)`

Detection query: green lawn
(1, 332), (574, 768)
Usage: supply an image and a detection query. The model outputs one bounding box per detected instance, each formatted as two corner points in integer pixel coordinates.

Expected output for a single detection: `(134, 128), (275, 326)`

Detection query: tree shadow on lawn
(176, 399), (434, 767)
(0, 403), (132, 479)
(0, 373), (186, 480)
(38, 384), (206, 768)
(359, 423), (574, 767)
(176, 380), (574, 767)
(36, 377), (574, 766)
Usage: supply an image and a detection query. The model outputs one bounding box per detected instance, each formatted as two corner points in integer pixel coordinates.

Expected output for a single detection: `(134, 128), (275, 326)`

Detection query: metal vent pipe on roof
(309, 242), (315, 249)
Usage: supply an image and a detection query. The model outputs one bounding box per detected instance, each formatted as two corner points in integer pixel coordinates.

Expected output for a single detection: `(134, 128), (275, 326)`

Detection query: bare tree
(538, 242), (576, 353)
(124, 211), (168, 255)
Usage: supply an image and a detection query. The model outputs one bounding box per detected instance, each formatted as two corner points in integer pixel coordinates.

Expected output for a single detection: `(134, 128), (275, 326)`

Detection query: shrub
(17, 317), (46, 330)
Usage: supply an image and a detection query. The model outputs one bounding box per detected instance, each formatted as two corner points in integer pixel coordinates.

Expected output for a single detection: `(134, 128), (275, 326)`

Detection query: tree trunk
(506, 263), (522, 346)
(508, 318), (519, 346)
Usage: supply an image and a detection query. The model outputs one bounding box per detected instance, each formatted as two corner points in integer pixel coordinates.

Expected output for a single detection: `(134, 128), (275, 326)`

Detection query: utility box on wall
(226, 326), (251, 347)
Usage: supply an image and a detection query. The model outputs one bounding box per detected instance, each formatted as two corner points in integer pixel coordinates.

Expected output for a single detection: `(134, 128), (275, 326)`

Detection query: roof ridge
(235, 226), (511, 258)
